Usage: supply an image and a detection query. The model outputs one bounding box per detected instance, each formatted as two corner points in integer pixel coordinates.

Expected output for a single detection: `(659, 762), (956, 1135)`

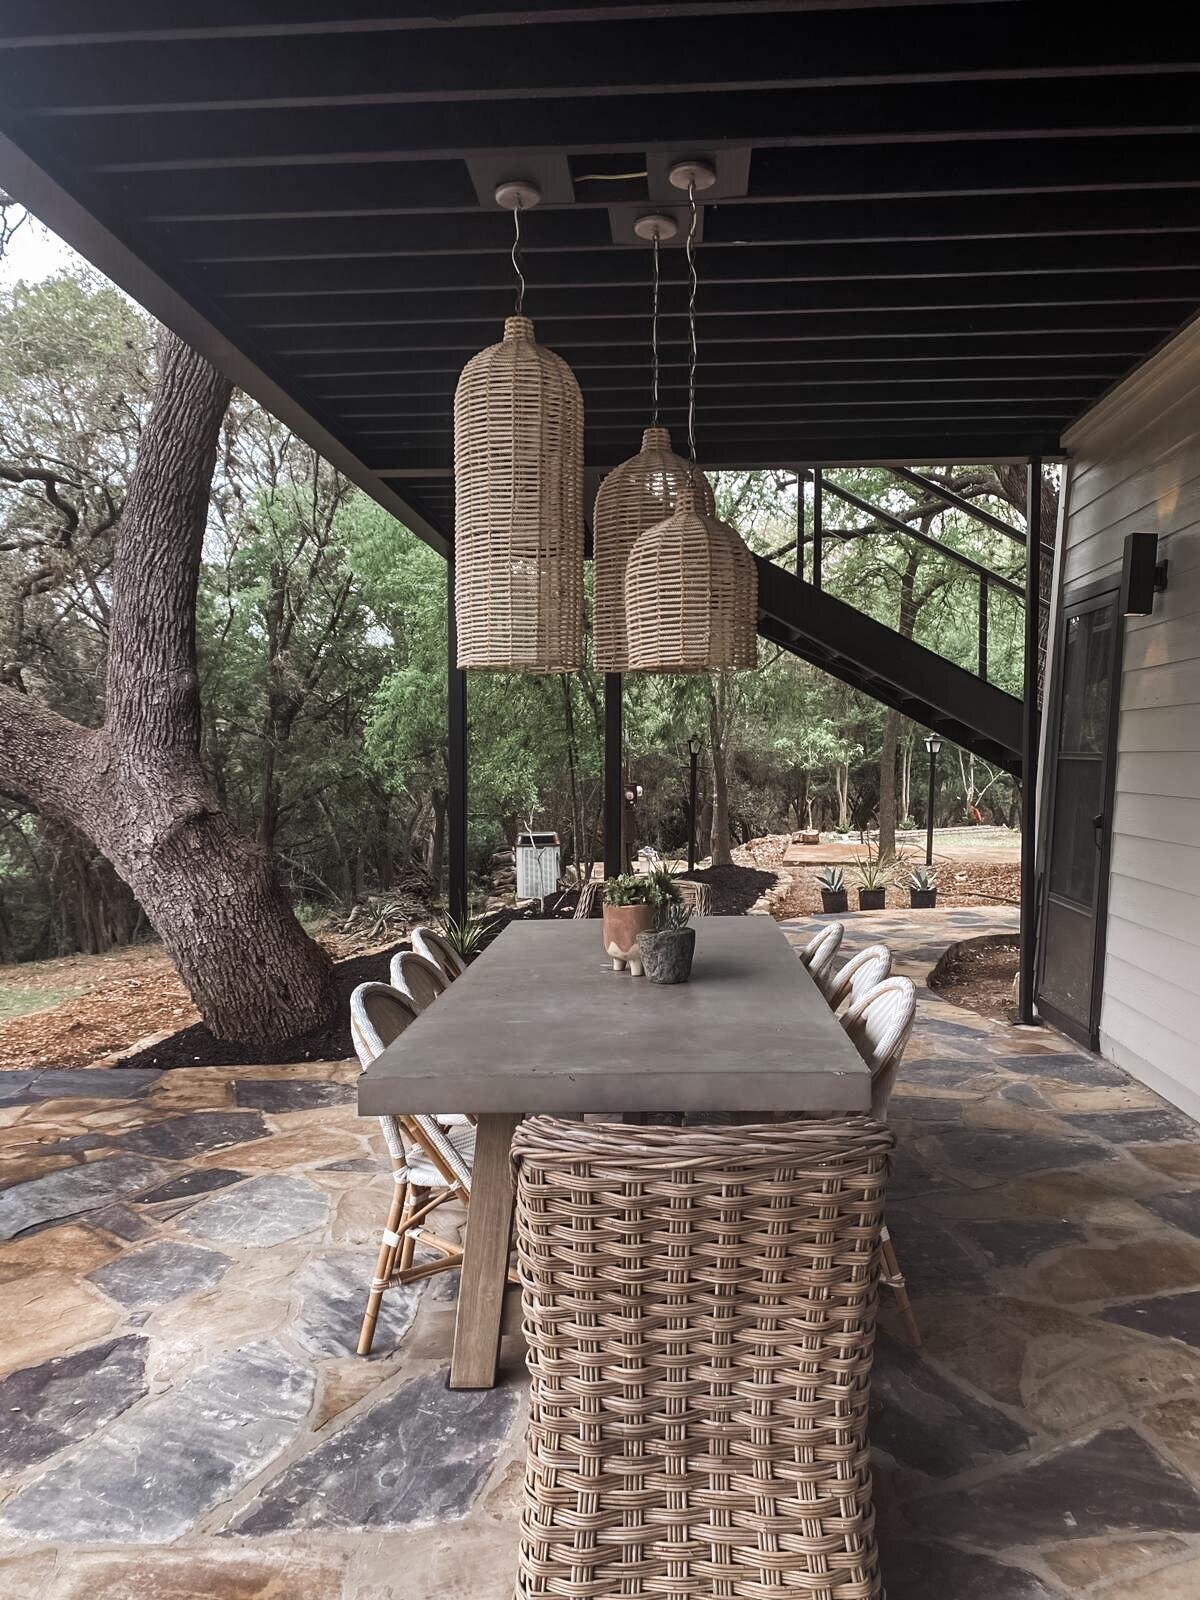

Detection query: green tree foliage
(1, 265), (1032, 960)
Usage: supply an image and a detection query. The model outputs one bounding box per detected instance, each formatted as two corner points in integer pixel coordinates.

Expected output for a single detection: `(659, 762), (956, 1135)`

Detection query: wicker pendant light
(622, 173), (757, 672)
(453, 185), (583, 672)
(594, 220), (715, 672)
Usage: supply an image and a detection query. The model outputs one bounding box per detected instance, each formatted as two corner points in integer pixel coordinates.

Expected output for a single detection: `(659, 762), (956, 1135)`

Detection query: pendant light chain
(685, 177), (699, 479)
(511, 199), (526, 316)
(650, 232), (661, 427)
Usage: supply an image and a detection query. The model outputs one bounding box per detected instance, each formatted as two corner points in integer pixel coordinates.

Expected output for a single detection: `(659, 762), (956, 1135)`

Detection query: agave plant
(815, 865), (845, 893)
(851, 847), (893, 891)
(438, 912), (489, 963)
(908, 864), (938, 892)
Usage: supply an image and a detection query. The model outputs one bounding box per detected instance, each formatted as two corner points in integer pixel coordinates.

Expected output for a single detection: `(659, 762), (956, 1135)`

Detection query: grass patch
(0, 984), (86, 1022)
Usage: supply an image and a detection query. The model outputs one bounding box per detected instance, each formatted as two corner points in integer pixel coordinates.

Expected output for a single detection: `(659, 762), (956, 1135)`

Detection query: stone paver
(0, 905), (1196, 1596)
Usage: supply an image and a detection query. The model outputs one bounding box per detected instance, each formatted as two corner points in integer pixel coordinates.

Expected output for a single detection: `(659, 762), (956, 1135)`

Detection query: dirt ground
(929, 937), (1021, 1022)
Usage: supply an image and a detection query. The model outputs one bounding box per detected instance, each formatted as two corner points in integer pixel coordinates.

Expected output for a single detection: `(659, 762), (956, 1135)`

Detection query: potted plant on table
(815, 865), (848, 914)
(638, 891), (696, 985)
(851, 847), (892, 911)
(601, 873), (661, 975)
(908, 864), (939, 909)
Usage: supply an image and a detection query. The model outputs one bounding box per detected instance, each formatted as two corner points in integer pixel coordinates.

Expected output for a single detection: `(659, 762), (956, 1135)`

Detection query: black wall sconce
(1120, 531), (1169, 617)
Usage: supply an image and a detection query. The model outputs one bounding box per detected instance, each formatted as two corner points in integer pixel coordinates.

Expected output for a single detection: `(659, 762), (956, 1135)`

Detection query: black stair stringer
(755, 556), (1023, 775)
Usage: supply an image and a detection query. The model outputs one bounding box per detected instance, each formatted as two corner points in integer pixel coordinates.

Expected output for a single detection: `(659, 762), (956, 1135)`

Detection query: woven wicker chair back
(412, 925), (466, 981)
(823, 942), (893, 1010)
(624, 484), (757, 671)
(389, 950), (449, 1012)
(593, 429), (714, 671)
(675, 879), (712, 917)
(802, 921), (844, 987)
(453, 315), (583, 671)
(573, 879), (604, 919)
(511, 1115), (893, 1600)
(842, 975), (917, 1118)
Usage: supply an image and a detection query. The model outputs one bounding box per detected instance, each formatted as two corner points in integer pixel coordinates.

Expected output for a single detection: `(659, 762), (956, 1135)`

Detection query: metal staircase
(755, 555), (1023, 774)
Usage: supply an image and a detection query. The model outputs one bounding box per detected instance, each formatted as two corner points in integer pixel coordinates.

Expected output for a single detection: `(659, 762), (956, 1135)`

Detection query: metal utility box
(516, 831), (561, 900)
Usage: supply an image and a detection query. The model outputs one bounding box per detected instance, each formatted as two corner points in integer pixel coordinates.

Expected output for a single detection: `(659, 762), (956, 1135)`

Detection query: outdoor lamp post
(685, 734), (702, 872)
(924, 732), (943, 866)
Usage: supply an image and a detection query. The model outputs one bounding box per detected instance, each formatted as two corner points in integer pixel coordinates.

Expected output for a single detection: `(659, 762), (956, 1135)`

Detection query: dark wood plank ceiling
(1, 0), (1197, 548)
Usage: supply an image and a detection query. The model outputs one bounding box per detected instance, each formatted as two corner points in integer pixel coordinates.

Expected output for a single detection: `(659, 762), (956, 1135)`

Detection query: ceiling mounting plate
(466, 152), (574, 209)
(609, 203), (700, 246)
(647, 148), (752, 205)
(494, 180), (541, 211)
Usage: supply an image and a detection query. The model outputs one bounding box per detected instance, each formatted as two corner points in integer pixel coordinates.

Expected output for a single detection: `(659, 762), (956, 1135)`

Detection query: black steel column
(447, 557), (468, 925)
(978, 575), (989, 681)
(687, 746), (699, 873)
(925, 746), (938, 867)
(1018, 457), (1042, 1024)
(603, 673), (623, 880)
(796, 467), (806, 576)
(812, 467), (823, 590)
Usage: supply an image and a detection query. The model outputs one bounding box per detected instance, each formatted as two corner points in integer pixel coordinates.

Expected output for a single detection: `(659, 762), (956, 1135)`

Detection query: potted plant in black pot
(908, 864), (938, 909)
(637, 889), (696, 984)
(852, 848), (891, 911)
(816, 865), (848, 914)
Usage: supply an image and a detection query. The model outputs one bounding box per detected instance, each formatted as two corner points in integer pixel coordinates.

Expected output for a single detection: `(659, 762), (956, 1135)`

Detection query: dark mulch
(682, 863), (778, 916)
(115, 944), (407, 1070)
(929, 936), (1019, 1023)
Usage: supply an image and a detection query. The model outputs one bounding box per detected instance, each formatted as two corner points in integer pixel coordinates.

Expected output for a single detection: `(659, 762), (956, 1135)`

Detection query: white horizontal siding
(1051, 316), (1200, 1116)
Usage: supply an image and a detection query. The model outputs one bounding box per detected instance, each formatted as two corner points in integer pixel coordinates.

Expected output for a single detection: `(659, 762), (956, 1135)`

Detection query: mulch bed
(929, 936), (1020, 1022)
(116, 944), (406, 1070)
(680, 863), (780, 916)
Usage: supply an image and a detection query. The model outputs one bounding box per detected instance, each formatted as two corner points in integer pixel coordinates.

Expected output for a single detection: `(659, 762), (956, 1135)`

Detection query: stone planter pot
(602, 902), (656, 974)
(857, 887), (887, 911)
(909, 888), (938, 909)
(638, 927), (696, 984)
(820, 889), (849, 914)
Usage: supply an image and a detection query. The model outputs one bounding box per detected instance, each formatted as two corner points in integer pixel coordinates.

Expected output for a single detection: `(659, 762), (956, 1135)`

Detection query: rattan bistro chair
(842, 975), (920, 1346)
(412, 924), (466, 982)
(800, 921), (843, 988)
(512, 1115), (894, 1600)
(675, 878), (712, 917)
(350, 982), (476, 1356)
(822, 942), (893, 1011)
(389, 948), (449, 1012)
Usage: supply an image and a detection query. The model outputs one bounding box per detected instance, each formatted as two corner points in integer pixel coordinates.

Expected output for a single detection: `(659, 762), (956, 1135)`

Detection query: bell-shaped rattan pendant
(453, 314), (584, 671)
(624, 482), (758, 672)
(592, 426), (714, 672)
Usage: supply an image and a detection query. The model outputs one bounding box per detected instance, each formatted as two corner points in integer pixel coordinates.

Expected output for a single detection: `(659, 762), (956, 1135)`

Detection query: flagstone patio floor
(1, 905), (1199, 1598)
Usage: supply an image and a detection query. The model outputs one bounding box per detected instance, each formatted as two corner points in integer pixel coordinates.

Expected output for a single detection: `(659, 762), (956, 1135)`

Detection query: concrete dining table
(357, 915), (871, 1388)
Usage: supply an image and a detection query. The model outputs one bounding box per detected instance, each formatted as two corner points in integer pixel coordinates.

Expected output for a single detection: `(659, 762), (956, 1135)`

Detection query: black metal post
(603, 673), (623, 880)
(978, 575), (989, 680)
(446, 558), (468, 925)
(1018, 456), (1042, 1024)
(687, 745), (699, 872)
(796, 467), (806, 576)
(812, 466), (823, 590)
(925, 744), (938, 867)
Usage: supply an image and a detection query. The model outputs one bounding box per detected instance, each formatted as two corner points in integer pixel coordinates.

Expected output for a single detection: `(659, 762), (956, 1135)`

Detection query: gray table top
(357, 916), (871, 1118)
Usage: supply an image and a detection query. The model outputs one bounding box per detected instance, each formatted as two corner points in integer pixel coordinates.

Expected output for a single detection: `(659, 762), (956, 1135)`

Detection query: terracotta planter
(602, 902), (656, 974)
(857, 887), (887, 911)
(909, 889), (938, 909)
(638, 927), (696, 984)
(820, 889), (848, 914)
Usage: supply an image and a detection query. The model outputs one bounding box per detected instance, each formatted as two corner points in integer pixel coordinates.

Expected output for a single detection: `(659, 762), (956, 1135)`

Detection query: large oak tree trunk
(0, 332), (335, 1042)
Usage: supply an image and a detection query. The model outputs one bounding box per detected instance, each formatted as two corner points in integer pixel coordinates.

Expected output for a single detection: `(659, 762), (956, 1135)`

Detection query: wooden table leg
(450, 1112), (520, 1390)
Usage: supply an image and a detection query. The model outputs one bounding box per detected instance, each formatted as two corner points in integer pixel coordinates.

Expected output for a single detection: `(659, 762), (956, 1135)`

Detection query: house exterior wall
(1053, 318), (1200, 1117)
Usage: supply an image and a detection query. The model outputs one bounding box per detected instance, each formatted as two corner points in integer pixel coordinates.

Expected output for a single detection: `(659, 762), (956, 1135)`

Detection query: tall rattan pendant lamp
(624, 166), (757, 672)
(453, 180), (584, 672)
(593, 216), (714, 672)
